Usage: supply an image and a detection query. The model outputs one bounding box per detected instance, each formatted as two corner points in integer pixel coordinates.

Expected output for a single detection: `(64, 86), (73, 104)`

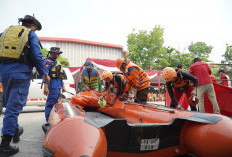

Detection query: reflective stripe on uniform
(1, 26), (12, 53)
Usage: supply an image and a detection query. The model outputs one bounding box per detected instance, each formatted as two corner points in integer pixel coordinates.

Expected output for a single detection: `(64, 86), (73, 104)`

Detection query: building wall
(40, 41), (124, 67)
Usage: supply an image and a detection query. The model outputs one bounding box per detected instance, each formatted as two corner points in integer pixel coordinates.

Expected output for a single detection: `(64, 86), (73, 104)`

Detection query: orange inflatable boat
(42, 91), (232, 157)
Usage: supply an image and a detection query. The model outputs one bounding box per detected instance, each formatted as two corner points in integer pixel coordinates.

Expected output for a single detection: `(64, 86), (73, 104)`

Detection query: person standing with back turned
(189, 57), (220, 114)
(0, 15), (50, 156)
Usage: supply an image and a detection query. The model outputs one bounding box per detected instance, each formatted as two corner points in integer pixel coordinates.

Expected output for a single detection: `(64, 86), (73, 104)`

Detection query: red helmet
(188, 95), (199, 106)
(116, 58), (124, 69)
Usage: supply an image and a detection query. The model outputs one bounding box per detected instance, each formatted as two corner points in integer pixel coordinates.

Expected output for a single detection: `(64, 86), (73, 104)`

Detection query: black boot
(13, 126), (23, 143)
(0, 135), (19, 156)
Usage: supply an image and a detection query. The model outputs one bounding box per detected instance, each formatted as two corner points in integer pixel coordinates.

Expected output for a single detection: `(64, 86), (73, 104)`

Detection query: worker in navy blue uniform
(0, 15), (50, 156)
(43, 47), (66, 122)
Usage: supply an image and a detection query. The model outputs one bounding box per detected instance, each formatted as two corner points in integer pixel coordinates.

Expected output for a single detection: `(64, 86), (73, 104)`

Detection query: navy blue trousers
(1, 72), (30, 136)
(45, 88), (60, 122)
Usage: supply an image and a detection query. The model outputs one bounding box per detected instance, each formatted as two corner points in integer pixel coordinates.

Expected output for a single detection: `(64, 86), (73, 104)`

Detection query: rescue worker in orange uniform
(100, 71), (127, 105)
(162, 67), (198, 111)
(115, 58), (150, 103)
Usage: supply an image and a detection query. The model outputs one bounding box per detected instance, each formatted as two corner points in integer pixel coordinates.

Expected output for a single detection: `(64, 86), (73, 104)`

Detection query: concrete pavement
(0, 108), (45, 157)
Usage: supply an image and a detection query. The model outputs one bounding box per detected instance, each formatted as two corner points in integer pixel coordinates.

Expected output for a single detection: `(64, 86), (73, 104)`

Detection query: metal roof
(38, 37), (124, 50)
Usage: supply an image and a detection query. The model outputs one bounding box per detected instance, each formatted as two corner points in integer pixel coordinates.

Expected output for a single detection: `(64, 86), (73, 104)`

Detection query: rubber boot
(42, 123), (52, 134)
(0, 135), (19, 156)
(13, 126), (23, 143)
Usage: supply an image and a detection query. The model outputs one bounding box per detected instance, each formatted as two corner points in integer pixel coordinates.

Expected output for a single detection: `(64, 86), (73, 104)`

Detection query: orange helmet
(116, 58), (124, 69)
(188, 95), (199, 106)
(162, 67), (177, 82)
(102, 71), (113, 80)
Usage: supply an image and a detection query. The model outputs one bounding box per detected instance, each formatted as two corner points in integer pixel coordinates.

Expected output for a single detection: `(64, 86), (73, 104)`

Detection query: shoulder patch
(45, 60), (51, 67)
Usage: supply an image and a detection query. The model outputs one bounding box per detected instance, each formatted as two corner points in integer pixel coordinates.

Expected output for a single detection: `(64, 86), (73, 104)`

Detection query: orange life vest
(124, 62), (150, 90)
(172, 73), (192, 90)
(103, 74), (126, 96)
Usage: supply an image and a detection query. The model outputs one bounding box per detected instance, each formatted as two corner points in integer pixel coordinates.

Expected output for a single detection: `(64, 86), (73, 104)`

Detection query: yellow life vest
(49, 60), (64, 78)
(0, 25), (31, 64)
(83, 68), (99, 89)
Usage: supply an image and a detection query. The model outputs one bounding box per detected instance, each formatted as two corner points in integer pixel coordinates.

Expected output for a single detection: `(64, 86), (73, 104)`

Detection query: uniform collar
(48, 57), (56, 61)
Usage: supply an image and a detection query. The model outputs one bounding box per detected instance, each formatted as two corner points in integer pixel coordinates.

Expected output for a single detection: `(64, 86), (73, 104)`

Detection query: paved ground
(0, 106), (45, 157)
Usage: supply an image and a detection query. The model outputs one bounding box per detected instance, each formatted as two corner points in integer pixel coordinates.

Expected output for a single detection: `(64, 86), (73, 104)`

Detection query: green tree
(157, 47), (196, 71)
(127, 25), (165, 70)
(188, 42), (213, 58)
(59, 56), (69, 67)
(127, 27), (212, 71)
(41, 48), (49, 59)
(41, 48), (70, 67)
(220, 44), (232, 78)
(222, 44), (232, 64)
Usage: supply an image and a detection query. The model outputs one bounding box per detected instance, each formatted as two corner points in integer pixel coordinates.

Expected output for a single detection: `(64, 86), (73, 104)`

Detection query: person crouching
(162, 67), (198, 111)
(100, 71), (126, 105)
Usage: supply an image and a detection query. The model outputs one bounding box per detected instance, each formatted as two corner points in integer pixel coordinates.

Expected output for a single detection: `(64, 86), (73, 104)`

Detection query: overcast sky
(1, 0), (232, 63)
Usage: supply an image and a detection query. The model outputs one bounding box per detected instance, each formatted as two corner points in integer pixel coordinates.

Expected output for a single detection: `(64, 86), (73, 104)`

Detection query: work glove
(98, 98), (107, 108)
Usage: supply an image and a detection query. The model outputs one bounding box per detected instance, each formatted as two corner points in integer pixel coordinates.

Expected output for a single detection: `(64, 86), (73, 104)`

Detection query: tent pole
(158, 73), (161, 101)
